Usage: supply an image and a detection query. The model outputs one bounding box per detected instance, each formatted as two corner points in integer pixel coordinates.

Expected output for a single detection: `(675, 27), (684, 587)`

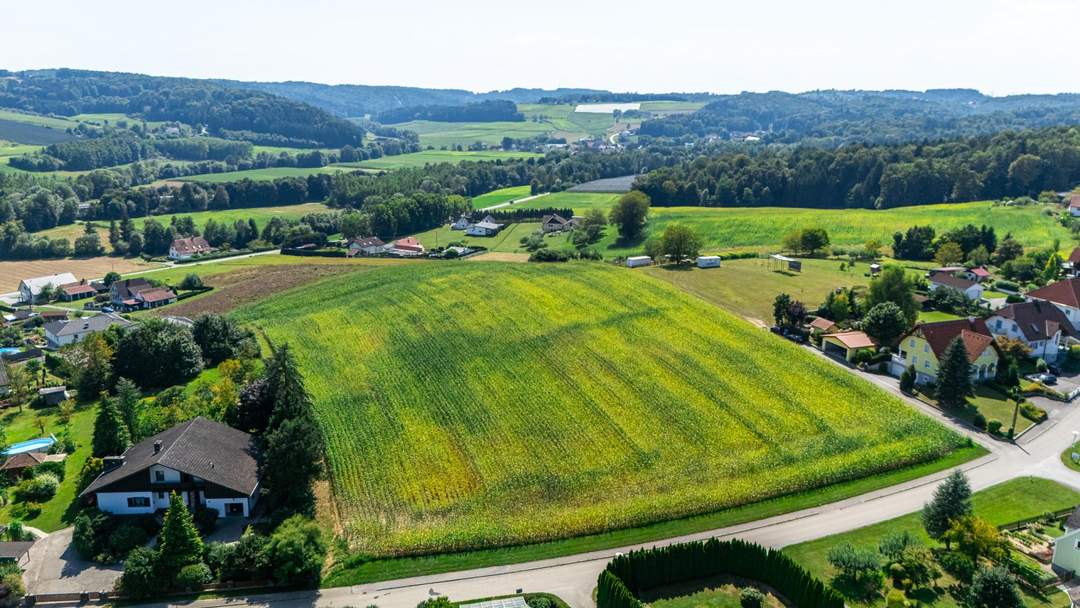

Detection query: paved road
(130, 363), (1080, 608)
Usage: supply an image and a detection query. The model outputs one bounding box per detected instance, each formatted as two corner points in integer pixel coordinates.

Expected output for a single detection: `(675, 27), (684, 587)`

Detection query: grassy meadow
(174, 165), (357, 183)
(472, 185), (532, 208)
(233, 262), (965, 557)
(343, 150), (542, 170)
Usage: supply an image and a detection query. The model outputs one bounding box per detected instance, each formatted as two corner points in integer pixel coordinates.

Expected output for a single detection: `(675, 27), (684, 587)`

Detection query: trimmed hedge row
(597, 538), (843, 608)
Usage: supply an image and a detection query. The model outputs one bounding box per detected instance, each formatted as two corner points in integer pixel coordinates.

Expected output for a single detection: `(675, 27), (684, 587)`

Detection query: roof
(473, 221), (500, 230)
(0, 542), (34, 561)
(19, 273), (77, 296)
(59, 282), (97, 297)
(825, 330), (877, 349)
(111, 278), (153, 300)
(1028, 278), (1080, 309)
(909, 318), (997, 362)
(170, 237), (212, 255)
(137, 287), (176, 303)
(1069, 248), (1080, 266)
(930, 273), (978, 290)
(81, 416), (259, 497)
(43, 313), (133, 338)
(349, 236), (385, 248)
(993, 300), (1074, 341)
(393, 237), (424, 251)
(38, 386), (67, 395)
(542, 214), (570, 225)
(969, 267), (991, 278)
(809, 317), (838, 331)
(1067, 506), (1080, 530)
(0, 452), (46, 471)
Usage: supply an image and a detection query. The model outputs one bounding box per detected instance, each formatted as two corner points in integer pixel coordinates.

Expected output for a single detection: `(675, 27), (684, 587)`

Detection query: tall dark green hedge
(597, 538), (843, 608)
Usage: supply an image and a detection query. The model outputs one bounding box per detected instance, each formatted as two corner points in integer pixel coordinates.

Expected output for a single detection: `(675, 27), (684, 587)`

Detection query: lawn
(913, 385), (1035, 436)
(174, 166), (357, 183)
(0, 109), (79, 130)
(233, 262), (966, 559)
(642, 579), (783, 608)
(0, 401), (98, 532)
(409, 221), (568, 253)
(473, 185), (532, 209)
(342, 150), (542, 170)
(515, 191), (620, 212)
(386, 120), (555, 148)
(784, 477), (1079, 608)
(642, 257), (878, 324)
(1062, 442), (1080, 472)
(918, 310), (962, 323)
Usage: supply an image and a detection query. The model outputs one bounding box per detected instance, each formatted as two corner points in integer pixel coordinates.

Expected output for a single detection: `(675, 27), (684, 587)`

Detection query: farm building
(626, 256), (653, 268)
(466, 219), (503, 237)
(110, 279), (177, 310)
(58, 280), (97, 302)
(541, 214), (575, 233)
(18, 272), (77, 304)
(391, 237), (426, 256)
(821, 330), (877, 362)
(168, 236), (214, 261)
(697, 256), (721, 268)
(927, 273), (984, 301)
(44, 313), (134, 349)
(986, 300), (1073, 361)
(892, 318), (1000, 384)
(346, 236), (387, 257)
(80, 416), (260, 518)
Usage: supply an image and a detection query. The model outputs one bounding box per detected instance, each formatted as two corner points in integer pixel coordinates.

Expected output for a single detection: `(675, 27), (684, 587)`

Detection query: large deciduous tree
(608, 191), (650, 242)
(659, 224), (702, 265)
(864, 265), (918, 326)
(113, 319), (203, 389)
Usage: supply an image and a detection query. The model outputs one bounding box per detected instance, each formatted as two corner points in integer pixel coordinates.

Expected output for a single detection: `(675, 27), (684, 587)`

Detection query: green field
(784, 477), (1079, 608)
(234, 262), (964, 557)
(473, 185), (532, 209)
(0, 108), (79, 130)
(343, 150), (542, 170)
(174, 166), (357, 183)
(410, 220), (565, 253)
(517, 191), (621, 211)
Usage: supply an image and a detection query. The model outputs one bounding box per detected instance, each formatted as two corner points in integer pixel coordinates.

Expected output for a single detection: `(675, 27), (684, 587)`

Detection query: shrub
(938, 550), (976, 583)
(994, 279), (1020, 292)
(885, 589), (907, 608)
(1070, 344), (1080, 361)
(899, 366), (916, 393)
(526, 597), (554, 608)
(176, 563), (212, 589)
(108, 524), (148, 558)
(972, 412), (987, 430)
(13, 473), (58, 503)
(987, 419), (1003, 435)
(34, 459), (65, 481)
(530, 248), (570, 262)
(179, 274), (204, 290)
(1020, 403), (1048, 422)
(1036, 358), (1048, 372)
(0, 563), (24, 608)
(118, 546), (159, 599)
(739, 588), (765, 608)
(262, 516), (327, 586)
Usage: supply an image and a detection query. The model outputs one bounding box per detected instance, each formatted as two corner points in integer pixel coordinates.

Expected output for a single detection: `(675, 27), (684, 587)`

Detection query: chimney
(153, 440), (162, 454)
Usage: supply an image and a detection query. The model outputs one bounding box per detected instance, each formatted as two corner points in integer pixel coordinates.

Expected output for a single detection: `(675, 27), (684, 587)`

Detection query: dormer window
(154, 470), (165, 482)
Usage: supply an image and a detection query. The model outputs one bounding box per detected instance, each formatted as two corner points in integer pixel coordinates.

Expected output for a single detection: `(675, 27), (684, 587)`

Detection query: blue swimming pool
(0, 348), (19, 357)
(5, 435), (56, 455)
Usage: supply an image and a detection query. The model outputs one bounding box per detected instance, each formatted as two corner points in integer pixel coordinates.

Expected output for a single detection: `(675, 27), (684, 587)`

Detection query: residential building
(466, 218), (503, 236)
(168, 236), (213, 261)
(58, 280), (97, 302)
(450, 214), (473, 230)
(390, 237), (426, 256)
(540, 214), (574, 233)
(1064, 247), (1080, 277)
(346, 236), (387, 257)
(0, 452), (65, 478)
(110, 279), (177, 310)
(986, 300), (1074, 361)
(1070, 195), (1080, 217)
(928, 273), (984, 301)
(1053, 507), (1080, 575)
(80, 416), (260, 518)
(18, 273), (77, 304)
(822, 330), (877, 362)
(43, 313), (134, 349)
(808, 317), (838, 334)
(1028, 278), (1080, 331)
(893, 318), (1001, 385)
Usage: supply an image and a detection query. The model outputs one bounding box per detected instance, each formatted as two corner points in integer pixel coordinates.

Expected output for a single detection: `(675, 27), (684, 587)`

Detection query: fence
(998, 507), (1074, 532)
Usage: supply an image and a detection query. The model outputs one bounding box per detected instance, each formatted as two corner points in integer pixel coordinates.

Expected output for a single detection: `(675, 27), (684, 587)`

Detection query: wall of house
(901, 336), (939, 382)
(204, 497), (249, 517)
(1053, 530), (1080, 574)
(149, 464), (181, 483)
(989, 315), (1063, 360)
(97, 491), (156, 515)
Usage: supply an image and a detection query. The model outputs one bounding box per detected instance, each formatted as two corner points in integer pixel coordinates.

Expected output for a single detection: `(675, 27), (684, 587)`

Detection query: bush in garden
(971, 412), (986, 430)
(194, 507), (219, 534)
(987, 419), (1003, 435)
(739, 588), (765, 608)
(1036, 358), (1048, 372)
(118, 547), (159, 599)
(0, 563), (24, 608)
(176, 563), (212, 589)
(261, 515), (326, 586)
(108, 524), (148, 558)
(34, 460), (65, 480)
(526, 598), (554, 608)
(938, 550), (976, 583)
(13, 473), (58, 503)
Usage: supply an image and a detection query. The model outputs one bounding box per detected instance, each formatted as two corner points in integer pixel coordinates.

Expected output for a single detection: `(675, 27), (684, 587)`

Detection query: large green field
(174, 165), (357, 183)
(234, 262), (964, 557)
(342, 150), (542, 170)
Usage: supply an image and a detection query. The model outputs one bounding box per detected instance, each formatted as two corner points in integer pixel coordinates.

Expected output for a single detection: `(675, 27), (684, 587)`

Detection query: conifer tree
(156, 492), (204, 581)
(936, 336), (972, 409)
(92, 394), (131, 457)
(922, 469), (973, 543)
(114, 377), (142, 441)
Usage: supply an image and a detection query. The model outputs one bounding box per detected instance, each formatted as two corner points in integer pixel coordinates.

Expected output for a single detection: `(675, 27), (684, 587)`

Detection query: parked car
(101, 306), (114, 313)
(1039, 373), (1058, 385)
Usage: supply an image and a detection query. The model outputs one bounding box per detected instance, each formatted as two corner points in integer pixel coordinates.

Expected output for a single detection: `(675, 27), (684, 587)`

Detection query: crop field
(174, 165), (358, 183)
(341, 150), (543, 170)
(0, 256), (159, 291)
(473, 185), (532, 209)
(233, 262), (964, 557)
(386, 119), (555, 148)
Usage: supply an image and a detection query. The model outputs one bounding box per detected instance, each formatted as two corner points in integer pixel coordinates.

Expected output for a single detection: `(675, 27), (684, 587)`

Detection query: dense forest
(376, 100), (523, 124)
(639, 89), (1080, 145)
(0, 69), (365, 147)
(633, 126), (1080, 208)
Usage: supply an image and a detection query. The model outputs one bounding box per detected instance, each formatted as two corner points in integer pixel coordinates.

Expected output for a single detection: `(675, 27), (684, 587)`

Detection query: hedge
(597, 538), (843, 608)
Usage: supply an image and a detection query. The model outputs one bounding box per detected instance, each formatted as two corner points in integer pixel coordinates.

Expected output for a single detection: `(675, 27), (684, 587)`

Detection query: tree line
(376, 100), (523, 124)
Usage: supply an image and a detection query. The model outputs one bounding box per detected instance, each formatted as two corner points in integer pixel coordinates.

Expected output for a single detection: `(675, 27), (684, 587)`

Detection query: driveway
(23, 527), (123, 595)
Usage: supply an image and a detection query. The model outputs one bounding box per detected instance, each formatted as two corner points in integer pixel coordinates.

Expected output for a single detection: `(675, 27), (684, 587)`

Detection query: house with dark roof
(168, 236), (214, 261)
(540, 214), (575, 233)
(1028, 277), (1080, 332)
(986, 300), (1075, 361)
(346, 236), (387, 257)
(894, 318), (1001, 385)
(44, 313), (134, 349)
(465, 216), (503, 237)
(58, 280), (97, 302)
(80, 417), (260, 518)
(109, 279), (177, 311)
(928, 273), (984, 301)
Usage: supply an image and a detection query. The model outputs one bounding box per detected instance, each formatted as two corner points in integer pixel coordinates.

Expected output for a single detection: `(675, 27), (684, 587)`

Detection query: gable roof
(1028, 278), (1080, 309)
(473, 221), (500, 230)
(19, 273), (77, 296)
(44, 313), (133, 338)
(930, 273), (978, 290)
(969, 267), (991, 278)
(59, 282), (97, 297)
(137, 287), (176, 304)
(170, 236), (212, 255)
(393, 237), (424, 251)
(110, 278), (153, 299)
(1069, 247), (1080, 265)
(825, 330), (876, 349)
(349, 236), (385, 248)
(81, 416), (259, 497)
(0, 452), (46, 471)
(994, 300), (1074, 341)
(909, 318), (997, 362)
(542, 214), (570, 226)
(809, 317), (838, 332)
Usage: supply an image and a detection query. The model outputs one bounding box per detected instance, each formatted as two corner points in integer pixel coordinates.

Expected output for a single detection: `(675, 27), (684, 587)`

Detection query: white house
(18, 273), (77, 304)
(928, 273), (984, 301)
(626, 256), (653, 268)
(697, 256), (721, 268)
(168, 236), (213, 261)
(450, 215), (473, 230)
(986, 300), (1073, 361)
(346, 236), (387, 257)
(43, 313), (133, 349)
(1069, 195), (1080, 217)
(466, 216), (503, 237)
(1027, 278), (1080, 332)
(80, 417), (260, 518)
(1053, 507), (1080, 576)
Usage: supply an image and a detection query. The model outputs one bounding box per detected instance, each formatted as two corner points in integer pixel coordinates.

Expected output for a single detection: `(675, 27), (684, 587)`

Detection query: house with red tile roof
(1026, 277), (1080, 331)
(894, 318), (1001, 385)
(391, 237), (426, 256)
(168, 237), (214, 261)
(821, 330), (877, 362)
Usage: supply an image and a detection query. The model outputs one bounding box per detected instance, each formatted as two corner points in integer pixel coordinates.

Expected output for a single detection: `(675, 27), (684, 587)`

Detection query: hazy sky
(6, 0), (1080, 94)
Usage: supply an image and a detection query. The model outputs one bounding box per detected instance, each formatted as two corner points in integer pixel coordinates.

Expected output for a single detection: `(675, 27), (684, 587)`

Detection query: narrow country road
(130, 363), (1080, 608)
(479, 192), (548, 212)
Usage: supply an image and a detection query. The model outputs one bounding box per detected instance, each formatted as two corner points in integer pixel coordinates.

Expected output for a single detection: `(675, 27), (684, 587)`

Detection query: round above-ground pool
(4, 435), (56, 455)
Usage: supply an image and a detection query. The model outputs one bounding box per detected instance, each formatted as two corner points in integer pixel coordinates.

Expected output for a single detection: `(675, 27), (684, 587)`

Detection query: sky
(5, 0), (1080, 95)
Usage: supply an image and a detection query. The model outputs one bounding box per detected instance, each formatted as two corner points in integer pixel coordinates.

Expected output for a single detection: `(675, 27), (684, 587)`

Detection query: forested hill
(639, 89), (1080, 144)
(0, 68), (365, 148)
(375, 100), (524, 124)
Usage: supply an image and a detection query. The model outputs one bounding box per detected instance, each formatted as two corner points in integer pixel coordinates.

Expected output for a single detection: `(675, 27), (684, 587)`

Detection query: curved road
(132, 363), (1080, 608)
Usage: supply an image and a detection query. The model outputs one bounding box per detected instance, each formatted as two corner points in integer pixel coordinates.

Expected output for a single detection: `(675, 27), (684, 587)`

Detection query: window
(995, 319), (1002, 330)
(157, 492), (164, 499)
(912, 356), (918, 366)
(923, 344), (929, 353)
(909, 339), (915, 348)
(154, 470), (165, 482)
(127, 496), (150, 508)
(924, 361), (930, 369)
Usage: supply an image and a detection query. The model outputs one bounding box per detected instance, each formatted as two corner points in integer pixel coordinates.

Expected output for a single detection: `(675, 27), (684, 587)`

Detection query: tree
(103, 271), (121, 286)
(4, 365), (30, 414)
(996, 337), (1032, 363)
(608, 191), (650, 241)
(659, 224), (702, 265)
(113, 319), (203, 389)
(944, 515), (1008, 561)
(92, 395), (131, 457)
(74, 333), (113, 399)
(934, 241), (964, 266)
(862, 302), (908, 346)
(773, 293), (792, 327)
(864, 265), (918, 325)
(210, 186), (230, 210)
(800, 228), (830, 255)
(826, 543), (882, 597)
(969, 566), (1023, 608)
(0, 562), (24, 608)
(936, 337), (973, 409)
(118, 546), (159, 599)
(922, 469), (973, 543)
(156, 492), (204, 582)
(899, 365), (916, 393)
(191, 314), (256, 365)
(114, 377), (142, 441)
(261, 515), (326, 586)
(993, 235), (1024, 265)
(179, 273), (204, 290)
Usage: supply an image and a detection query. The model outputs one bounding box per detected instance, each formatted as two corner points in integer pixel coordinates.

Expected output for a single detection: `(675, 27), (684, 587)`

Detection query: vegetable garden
(233, 262), (965, 556)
